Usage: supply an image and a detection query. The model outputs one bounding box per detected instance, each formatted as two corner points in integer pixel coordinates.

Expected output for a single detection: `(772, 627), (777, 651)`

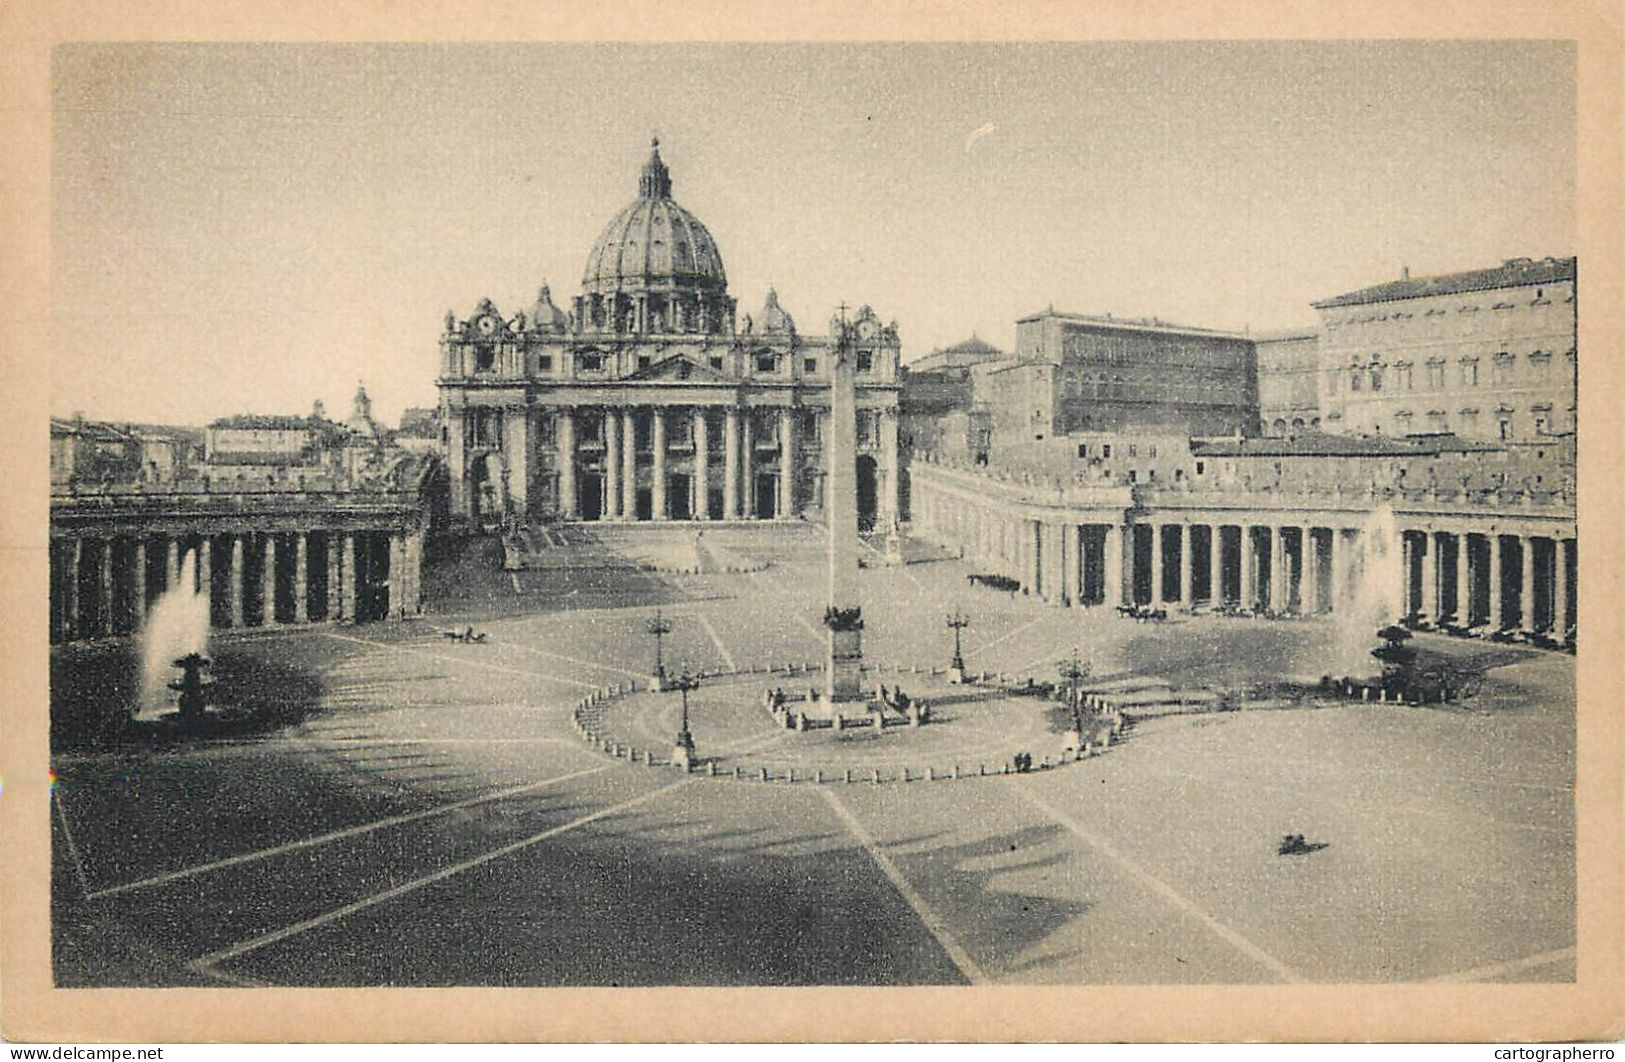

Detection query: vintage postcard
(2, 1), (1622, 1045)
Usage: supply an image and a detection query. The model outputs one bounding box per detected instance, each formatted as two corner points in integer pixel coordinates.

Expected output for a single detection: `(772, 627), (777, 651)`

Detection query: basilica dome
(582, 139), (727, 296)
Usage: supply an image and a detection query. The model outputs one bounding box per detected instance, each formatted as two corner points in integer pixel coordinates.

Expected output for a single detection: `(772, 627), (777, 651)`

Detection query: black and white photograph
(7, 16), (1623, 1045)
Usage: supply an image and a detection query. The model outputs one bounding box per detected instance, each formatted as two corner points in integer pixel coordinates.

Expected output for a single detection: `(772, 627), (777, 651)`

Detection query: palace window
(1427, 359), (1445, 389)
(857, 351), (873, 373)
(638, 355), (652, 372)
(1459, 358), (1479, 387)
(709, 355), (724, 372)
(1529, 351), (1552, 378)
(1369, 367), (1383, 392)
(1427, 410), (1447, 431)
(536, 355), (553, 374)
(578, 352), (605, 373)
(1350, 370), (1363, 392)
(1102, 444), (1112, 459)
(756, 352), (777, 373)
(474, 345), (495, 373)
(1395, 362), (1413, 390)
(1492, 352), (1515, 384)
(804, 357), (818, 374)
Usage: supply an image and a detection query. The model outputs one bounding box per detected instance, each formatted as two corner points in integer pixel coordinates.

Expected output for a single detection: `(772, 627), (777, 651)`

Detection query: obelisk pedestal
(822, 316), (865, 707)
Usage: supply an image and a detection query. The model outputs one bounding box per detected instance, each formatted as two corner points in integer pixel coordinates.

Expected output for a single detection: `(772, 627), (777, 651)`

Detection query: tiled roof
(209, 413), (323, 430)
(1313, 257), (1575, 309)
(1017, 309), (1246, 340)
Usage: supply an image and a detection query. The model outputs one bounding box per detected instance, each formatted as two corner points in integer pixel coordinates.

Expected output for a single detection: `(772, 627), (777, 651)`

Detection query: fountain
(168, 651), (216, 724)
(1329, 504), (1402, 680)
(138, 548), (211, 720)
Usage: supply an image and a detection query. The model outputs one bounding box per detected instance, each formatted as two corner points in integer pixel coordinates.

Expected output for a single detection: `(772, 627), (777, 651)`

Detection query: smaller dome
(530, 283), (570, 332)
(757, 288), (795, 335)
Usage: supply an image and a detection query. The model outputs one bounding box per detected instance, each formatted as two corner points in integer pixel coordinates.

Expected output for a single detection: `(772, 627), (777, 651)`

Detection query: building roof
(209, 413), (324, 431)
(581, 139), (727, 296)
(1016, 309), (1247, 341)
(1193, 431), (1503, 458)
(1254, 327), (1320, 343)
(1313, 256), (1575, 309)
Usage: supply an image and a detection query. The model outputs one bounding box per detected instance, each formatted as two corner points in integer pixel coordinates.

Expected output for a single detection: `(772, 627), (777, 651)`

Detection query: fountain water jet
(1330, 504), (1403, 679)
(138, 549), (210, 720)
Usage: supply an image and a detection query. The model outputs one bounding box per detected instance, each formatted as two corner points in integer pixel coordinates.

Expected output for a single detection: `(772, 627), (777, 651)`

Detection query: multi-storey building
(1006, 310), (1258, 438)
(437, 140), (903, 530)
(1313, 257), (1576, 443)
(1255, 327), (1322, 435)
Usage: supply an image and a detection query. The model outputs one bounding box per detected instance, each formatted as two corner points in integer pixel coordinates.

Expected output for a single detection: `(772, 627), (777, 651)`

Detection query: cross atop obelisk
(822, 308), (864, 704)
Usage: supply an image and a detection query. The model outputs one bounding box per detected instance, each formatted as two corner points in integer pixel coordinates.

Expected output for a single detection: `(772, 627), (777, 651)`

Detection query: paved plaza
(50, 527), (1575, 986)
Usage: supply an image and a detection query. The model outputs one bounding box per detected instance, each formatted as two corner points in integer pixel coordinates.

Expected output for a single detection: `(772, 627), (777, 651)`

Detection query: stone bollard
(979, 763), (986, 776)
(788, 768), (795, 783)
(928, 766), (937, 781)
(816, 769), (824, 784)
(954, 764), (962, 779)
(902, 767), (910, 782)
(734, 766), (742, 779)
(872, 768), (882, 784)
(844, 768), (853, 784)
(759, 766), (769, 782)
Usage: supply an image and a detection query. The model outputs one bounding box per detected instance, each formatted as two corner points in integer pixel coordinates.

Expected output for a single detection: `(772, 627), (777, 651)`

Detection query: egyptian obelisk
(823, 311), (864, 704)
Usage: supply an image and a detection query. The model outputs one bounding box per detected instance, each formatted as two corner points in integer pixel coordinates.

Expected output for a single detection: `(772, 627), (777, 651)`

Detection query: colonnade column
(1061, 524), (1081, 606)
(262, 534), (278, 625)
(390, 533), (406, 618)
(335, 532), (351, 622)
(694, 409), (710, 520)
(1180, 524), (1194, 610)
(66, 539), (82, 639)
(604, 409), (622, 520)
(1553, 537), (1570, 635)
(651, 407), (668, 520)
(557, 408), (578, 520)
(723, 408), (740, 520)
(622, 409), (638, 520)
(132, 539), (148, 630)
(166, 536), (180, 591)
(1270, 526), (1287, 611)
(1421, 532), (1440, 625)
(199, 537), (213, 616)
(1150, 523), (1165, 606)
(1239, 526), (1255, 609)
(1104, 523), (1124, 606)
(349, 532), (365, 622)
(98, 538), (114, 635)
(741, 413), (755, 518)
(229, 535), (245, 628)
(881, 409), (899, 529)
(1520, 536), (1537, 632)
(1455, 532), (1472, 625)
(1208, 527), (1224, 605)
(778, 408), (795, 519)
(294, 533), (308, 623)
(1488, 534), (1504, 629)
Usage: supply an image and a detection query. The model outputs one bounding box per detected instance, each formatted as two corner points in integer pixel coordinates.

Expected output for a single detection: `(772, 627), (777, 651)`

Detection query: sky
(50, 41), (1575, 427)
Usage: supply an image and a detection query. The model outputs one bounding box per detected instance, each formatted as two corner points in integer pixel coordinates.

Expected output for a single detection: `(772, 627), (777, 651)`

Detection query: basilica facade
(437, 140), (903, 530)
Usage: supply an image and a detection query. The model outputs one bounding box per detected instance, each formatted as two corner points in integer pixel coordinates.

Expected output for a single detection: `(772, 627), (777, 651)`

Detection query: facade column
(1150, 523), (1165, 606)
(1239, 525), (1254, 609)
(1488, 533), (1504, 629)
(229, 535), (245, 628)
(132, 538), (148, 631)
(1101, 524), (1122, 607)
(328, 531), (343, 621)
(604, 409), (621, 519)
(557, 407), (578, 519)
(349, 533), (365, 622)
(262, 534), (278, 625)
(1179, 524), (1194, 610)
(1520, 535), (1537, 632)
(504, 408), (532, 518)
(622, 408), (638, 520)
(694, 408), (710, 520)
(741, 412), (755, 518)
(652, 407), (668, 519)
(723, 407), (740, 520)
(294, 533), (309, 623)
(165, 536), (179, 591)
(1455, 531), (1472, 625)
(1421, 531), (1440, 625)
(1553, 537), (1569, 634)
(98, 538), (114, 637)
(1302, 528), (1319, 614)
(778, 407), (795, 519)
(1269, 526), (1286, 611)
(1208, 526), (1224, 605)
(881, 408), (900, 529)
(1021, 519), (1040, 591)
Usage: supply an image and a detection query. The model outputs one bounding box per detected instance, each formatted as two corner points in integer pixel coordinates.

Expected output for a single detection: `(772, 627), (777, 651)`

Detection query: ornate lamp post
(946, 607), (970, 684)
(645, 609), (672, 691)
(1058, 650), (1091, 746)
(669, 669), (699, 771)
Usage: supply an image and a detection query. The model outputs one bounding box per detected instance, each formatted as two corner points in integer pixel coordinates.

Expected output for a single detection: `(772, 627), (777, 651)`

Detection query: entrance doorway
(855, 456), (878, 531)
(754, 472), (777, 519)
(580, 473), (603, 521)
(669, 474), (693, 520)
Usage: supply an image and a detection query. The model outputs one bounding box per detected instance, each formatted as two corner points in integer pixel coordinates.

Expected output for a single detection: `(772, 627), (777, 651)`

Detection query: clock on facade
(476, 314), (499, 336)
